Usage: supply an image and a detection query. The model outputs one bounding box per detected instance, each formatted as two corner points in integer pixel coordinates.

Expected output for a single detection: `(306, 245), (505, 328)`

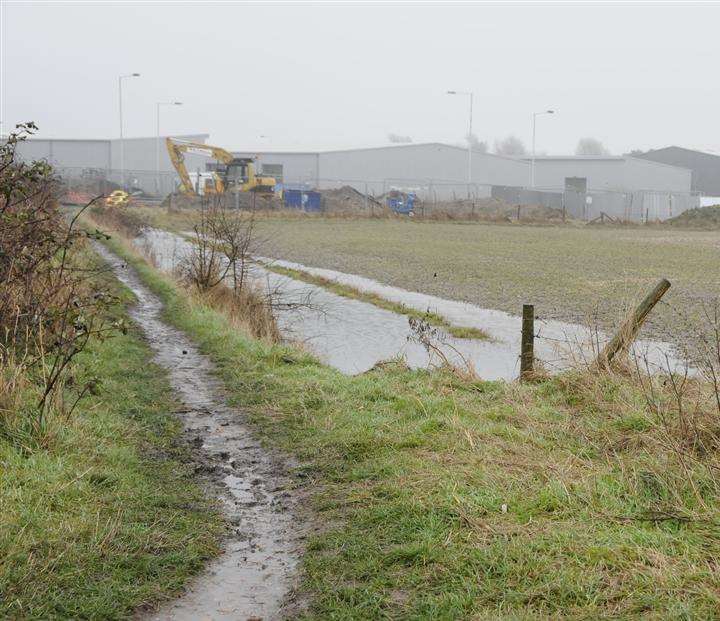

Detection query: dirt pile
(666, 205), (720, 228)
(161, 191), (282, 211)
(320, 185), (388, 214)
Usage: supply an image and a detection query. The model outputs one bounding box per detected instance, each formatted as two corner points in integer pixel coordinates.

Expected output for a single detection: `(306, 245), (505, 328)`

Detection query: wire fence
(55, 165), (701, 222)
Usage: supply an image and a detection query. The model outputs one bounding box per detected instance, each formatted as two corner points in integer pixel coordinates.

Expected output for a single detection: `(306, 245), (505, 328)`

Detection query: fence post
(596, 278), (671, 369)
(520, 304), (534, 380)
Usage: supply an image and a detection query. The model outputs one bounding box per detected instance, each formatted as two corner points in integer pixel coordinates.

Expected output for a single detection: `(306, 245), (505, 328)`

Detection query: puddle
(136, 228), (689, 380)
(95, 243), (303, 621)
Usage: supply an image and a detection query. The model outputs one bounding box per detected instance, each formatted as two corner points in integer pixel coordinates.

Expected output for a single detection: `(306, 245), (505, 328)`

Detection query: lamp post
(118, 72), (140, 189)
(531, 109), (554, 188)
(447, 90), (474, 185)
(156, 101), (182, 195)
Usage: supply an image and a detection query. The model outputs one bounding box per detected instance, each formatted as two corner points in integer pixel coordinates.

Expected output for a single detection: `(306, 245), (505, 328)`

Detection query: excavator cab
(223, 159), (252, 188)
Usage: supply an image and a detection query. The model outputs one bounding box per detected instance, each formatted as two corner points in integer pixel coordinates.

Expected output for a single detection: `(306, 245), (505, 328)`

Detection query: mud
(94, 243), (304, 621)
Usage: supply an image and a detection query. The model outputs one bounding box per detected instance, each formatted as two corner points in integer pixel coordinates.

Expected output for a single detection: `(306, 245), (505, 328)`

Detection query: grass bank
(99, 229), (720, 619)
(0, 252), (223, 619)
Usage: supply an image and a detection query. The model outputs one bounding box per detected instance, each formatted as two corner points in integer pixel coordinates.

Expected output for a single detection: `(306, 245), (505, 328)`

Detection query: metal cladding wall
(15, 139), (111, 169)
(317, 143), (529, 197)
(634, 147), (720, 196)
(233, 151), (319, 185)
(13, 134), (211, 195)
(108, 134), (210, 174)
(527, 156), (692, 193)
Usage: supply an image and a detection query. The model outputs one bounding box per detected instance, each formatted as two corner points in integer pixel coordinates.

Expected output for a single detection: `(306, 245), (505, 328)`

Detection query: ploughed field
(257, 219), (720, 350)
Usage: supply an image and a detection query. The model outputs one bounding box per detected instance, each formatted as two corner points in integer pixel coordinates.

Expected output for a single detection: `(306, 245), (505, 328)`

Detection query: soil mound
(666, 205), (720, 228)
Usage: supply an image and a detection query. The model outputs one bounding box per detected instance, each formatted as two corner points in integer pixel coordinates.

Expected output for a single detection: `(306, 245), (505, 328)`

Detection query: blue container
(283, 189), (321, 212)
(387, 192), (416, 214)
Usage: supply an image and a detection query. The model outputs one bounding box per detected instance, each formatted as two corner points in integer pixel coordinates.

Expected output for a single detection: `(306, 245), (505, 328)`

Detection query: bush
(0, 123), (118, 446)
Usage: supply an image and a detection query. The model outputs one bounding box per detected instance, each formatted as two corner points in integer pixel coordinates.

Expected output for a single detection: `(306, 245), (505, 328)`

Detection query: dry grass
(83, 209), (281, 344)
(193, 281), (280, 342)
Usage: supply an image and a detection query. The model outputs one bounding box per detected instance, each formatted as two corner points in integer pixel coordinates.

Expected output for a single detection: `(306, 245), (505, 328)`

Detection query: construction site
(4, 2), (720, 621)
(19, 132), (709, 224)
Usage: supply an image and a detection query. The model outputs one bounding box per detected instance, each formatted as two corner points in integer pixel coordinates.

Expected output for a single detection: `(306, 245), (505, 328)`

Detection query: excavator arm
(166, 138), (200, 194)
(165, 137), (275, 196)
(166, 137), (237, 195)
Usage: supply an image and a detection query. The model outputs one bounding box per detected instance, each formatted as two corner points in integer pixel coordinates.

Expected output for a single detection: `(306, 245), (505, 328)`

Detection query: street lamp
(531, 109), (554, 188)
(447, 90), (474, 185)
(118, 72), (140, 189)
(156, 101), (182, 195)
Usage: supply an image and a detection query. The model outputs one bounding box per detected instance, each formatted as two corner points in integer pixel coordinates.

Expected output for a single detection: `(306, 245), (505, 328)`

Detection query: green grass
(251, 218), (720, 346)
(100, 232), (720, 619)
(0, 260), (223, 619)
(265, 263), (490, 341)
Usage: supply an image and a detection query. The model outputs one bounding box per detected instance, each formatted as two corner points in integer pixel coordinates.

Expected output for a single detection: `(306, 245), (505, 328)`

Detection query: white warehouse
(524, 155), (693, 194)
(11, 134), (698, 219)
(234, 143), (530, 200)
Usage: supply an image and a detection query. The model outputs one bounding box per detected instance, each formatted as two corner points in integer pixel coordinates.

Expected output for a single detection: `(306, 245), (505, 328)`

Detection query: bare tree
(576, 137), (610, 156)
(388, 133), (413, 144)
(494, 135), (527, 156)
(467, 132), (488, 153)
(182, 197), (257, 294)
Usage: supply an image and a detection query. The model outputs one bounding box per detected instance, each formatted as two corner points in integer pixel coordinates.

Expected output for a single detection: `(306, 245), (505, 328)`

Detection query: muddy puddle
(136, 228), (689, 379)
(95, 243), (303, 621)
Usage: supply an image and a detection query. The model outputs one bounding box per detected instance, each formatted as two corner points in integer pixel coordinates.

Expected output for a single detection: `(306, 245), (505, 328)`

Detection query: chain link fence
(55, 166), (700, 222)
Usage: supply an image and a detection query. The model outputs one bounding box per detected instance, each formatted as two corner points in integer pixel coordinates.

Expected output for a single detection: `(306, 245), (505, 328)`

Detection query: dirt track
(95, 244), (305, 621)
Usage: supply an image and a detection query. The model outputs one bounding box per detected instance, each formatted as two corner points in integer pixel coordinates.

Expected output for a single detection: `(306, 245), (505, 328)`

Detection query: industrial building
(11, 134), (700, 220)
(233, 143), (530, 200)
(518, 155), (696, 221)
(13, 134), (211, 196)
(524, 155), (692, 194)
(633, 146), (720, 200)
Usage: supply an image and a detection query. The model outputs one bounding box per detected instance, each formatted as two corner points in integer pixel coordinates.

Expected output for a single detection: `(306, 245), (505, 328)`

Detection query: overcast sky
(2, 1), (719, 155)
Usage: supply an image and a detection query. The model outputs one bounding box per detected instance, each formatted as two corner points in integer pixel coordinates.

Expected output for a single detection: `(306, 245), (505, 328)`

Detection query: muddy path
(95, 243), (304, 621)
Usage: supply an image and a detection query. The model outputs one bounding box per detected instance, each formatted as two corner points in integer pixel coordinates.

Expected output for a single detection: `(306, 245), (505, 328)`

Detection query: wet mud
(95, 243), (304, 621)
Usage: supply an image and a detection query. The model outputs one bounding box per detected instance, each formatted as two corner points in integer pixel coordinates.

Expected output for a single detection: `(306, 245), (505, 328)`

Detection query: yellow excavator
(166, 137), (276, 195)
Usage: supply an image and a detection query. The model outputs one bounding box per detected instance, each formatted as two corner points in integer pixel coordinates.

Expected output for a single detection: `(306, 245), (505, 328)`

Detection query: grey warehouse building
(233, 143), (530, 201)
(519, 155), (696, 221)
(632, 146), (720, 199)
(13, 134), (212, 196)
(239, 145), (697, 220)
(12, 134), (699, 221)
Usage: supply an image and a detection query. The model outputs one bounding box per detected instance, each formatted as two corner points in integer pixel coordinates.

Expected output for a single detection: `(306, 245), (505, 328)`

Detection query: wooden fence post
(596, 278), (671, 369)
(520, 304), (535, 380)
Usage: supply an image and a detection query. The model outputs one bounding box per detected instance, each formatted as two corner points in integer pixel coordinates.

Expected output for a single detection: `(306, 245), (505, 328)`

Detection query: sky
(2, 1), (719, 155)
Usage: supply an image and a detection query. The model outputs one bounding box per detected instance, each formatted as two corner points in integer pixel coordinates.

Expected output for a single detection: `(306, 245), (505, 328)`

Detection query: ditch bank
(94, 243), (305, 621)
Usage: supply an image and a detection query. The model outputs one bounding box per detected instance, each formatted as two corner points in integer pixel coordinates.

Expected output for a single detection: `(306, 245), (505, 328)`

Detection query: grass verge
(0, 251), (223, 620)
(98, 229), (720, 619)
(264, 263), (490, 341)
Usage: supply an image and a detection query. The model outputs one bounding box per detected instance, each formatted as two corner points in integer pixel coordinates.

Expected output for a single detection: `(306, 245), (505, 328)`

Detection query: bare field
(254, 218), (720, 346)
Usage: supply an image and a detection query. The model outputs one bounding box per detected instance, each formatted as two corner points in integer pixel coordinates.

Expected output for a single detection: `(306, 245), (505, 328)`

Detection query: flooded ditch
(95, 243), (304, 621)
(136, 228), (688, 379)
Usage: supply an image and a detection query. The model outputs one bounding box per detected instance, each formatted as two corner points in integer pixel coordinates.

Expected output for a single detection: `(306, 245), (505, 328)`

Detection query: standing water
(137, 228), (688, 380)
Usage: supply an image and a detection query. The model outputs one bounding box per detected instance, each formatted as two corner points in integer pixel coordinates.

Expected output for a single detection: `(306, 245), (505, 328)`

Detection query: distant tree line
(387, 130), (612, 157)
